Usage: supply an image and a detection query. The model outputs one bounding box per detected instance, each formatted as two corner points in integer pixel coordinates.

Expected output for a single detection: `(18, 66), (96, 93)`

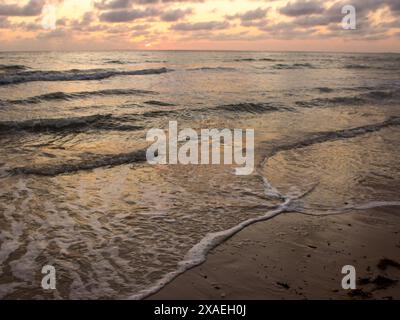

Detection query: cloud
(171, 21), (230, 31)
(0, 16), (10, 28)
(95, 0), (135, 10)
(0, 0), (45, 17)
(37, 28), (68, 39)
(227, 7), (269, 21)
(99, 8), (159, 22)
(1, 0), (400, 51)
(160, 8), (192, 22)
(279, 0), (324, 16)
(94, 0), (203, 9)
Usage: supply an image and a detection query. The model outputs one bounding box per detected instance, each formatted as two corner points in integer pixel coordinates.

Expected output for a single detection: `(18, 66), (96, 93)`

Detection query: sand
(149, 206), (400, 300)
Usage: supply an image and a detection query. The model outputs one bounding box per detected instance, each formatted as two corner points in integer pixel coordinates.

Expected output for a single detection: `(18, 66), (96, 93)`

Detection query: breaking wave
(0, 67), (172, 86)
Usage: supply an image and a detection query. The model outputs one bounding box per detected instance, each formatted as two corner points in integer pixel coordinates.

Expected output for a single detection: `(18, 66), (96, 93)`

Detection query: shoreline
(148, 206), (400, 300)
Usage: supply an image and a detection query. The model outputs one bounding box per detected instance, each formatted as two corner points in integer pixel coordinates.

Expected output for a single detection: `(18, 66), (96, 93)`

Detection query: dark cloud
(94, 0), (203, 9)
(171, 21), (230, 31)
(279, 0), (324, 16)
(160, 8), (192, 21)
(0, 0), (44, 17)
(99, 8), (159, 22)
(95, 0), (137, 10)
(227, 7), (269, 21)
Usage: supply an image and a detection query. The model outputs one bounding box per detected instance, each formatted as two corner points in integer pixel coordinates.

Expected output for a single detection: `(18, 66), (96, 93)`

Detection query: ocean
(0, 51), (399, 299)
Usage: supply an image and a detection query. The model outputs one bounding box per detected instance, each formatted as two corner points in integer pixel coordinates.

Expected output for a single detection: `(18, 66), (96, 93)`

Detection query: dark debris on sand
(377, 258), (400, 271)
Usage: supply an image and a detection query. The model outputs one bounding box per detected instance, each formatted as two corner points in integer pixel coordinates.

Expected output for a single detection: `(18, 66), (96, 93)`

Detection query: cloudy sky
(0, 0), (399, 52)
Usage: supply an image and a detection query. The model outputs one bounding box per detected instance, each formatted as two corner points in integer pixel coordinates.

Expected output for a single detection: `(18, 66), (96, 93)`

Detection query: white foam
(128, 197), (291, 300)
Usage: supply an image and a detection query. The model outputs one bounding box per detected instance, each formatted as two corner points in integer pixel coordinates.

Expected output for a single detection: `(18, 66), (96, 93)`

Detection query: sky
(0, 0), (399, 52)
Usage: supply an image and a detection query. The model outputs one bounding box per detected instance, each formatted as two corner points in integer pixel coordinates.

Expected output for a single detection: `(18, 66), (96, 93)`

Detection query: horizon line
(0, 49), (399, 54)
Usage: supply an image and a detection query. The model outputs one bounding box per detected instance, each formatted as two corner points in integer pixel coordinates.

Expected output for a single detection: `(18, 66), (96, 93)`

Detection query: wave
(9, 149), (148, 176)
(344, 64), (400, 70)
(145, 60), (167, 63)
(315, 86), (390, 94)
(6, 89), (156, 105)
(104, 60), (135, 65)
(104, 59), (167, 64)
(144, 100), (176, 107)
(216, 102), (292, 114)
(344, 64), (373, 70)
(296, 90), (399, 108)
(273, 63), (315, 70)
(316, 87), (334, 93)
(363, 90), (396, 100)
(233, 58), (276, 62)
(268, 116), (400, 157)
(0, 64), (28, 72)
(0, 67), (171, 86)
(296, 96), (365, 108)
(141, 109), (178, 118)
(138, 102), (291, 118)
(187, 67), (236, 72)
(0, 114), (142, 133)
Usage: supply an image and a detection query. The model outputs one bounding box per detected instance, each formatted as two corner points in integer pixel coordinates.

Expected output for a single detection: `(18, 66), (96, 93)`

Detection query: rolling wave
(144, 100), (176, 107)
(344, 64), (373, 69)
(187, 67), (236, 72)
(140, 102), (291, 118)
(0, 67), (171, 86)
(104, 60), (135, 65)
(0, 114), (142, 133)
(216, 102), (292, 114)
(268, 116), (400, 158)
(9, 149), (148, 176)
(131, 102), (290, 119)
(273, 63), (315, 69)
(296, 90), (399, 108)
(232, 58), (276, 62)
(0, 64), (28, 72)
(344, 64), (400, 70)
(316, 87), (335, 93)
(5, 89), (156, 105)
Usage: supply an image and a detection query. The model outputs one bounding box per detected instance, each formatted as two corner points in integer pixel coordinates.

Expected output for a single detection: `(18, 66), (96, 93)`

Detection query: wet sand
(149, 206), (400, 300)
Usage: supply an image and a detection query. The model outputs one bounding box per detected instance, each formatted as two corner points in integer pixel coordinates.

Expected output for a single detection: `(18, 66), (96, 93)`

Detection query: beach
(150, 206), (400, 300)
